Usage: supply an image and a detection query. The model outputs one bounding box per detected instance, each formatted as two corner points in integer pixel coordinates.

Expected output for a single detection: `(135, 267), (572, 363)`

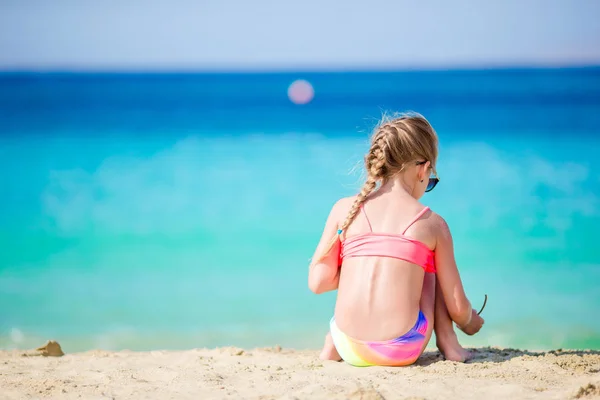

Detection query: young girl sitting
(308, 112), (485, 366)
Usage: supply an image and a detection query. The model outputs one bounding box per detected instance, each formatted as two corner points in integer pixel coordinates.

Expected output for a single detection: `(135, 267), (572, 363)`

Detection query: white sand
(1, 345), (599, 399)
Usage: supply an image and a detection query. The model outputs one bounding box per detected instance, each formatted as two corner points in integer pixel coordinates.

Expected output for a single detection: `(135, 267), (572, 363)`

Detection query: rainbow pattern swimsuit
(329, 206), (436, 367)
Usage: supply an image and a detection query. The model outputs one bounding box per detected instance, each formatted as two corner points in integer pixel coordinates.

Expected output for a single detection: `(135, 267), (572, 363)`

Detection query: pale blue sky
(1, 0), (599, 71)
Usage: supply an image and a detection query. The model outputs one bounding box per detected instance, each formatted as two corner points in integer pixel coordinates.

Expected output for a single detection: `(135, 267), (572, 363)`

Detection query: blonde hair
(320, 111), (439, 260)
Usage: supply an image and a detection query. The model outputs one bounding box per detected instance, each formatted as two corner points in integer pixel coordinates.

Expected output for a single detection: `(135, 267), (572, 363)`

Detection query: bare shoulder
(427, 211), (453, 241)
(331, 195), (356, 218)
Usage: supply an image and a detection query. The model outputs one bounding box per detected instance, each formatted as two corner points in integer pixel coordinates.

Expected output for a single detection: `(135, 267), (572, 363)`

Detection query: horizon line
(1, 63), (599, 75)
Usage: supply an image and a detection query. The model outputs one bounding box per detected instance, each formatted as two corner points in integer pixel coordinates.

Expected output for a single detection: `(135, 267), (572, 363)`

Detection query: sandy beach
(1, 344), (599, 400)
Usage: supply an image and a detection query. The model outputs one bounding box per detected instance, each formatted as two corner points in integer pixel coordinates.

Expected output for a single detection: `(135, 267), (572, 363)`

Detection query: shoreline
(2, 345), (599, 399)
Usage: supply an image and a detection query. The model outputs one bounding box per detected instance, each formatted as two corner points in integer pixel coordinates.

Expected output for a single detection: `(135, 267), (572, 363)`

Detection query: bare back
(334, 192), (437, 341)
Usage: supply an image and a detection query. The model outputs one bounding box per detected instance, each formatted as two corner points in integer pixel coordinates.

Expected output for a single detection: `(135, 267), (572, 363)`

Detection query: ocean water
(1, 68), (599, 353)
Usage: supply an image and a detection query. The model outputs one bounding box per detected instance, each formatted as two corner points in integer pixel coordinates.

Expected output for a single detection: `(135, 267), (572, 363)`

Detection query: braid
(336, 176), (375, 233)
(337, 135), (386, 236)
(314, 130), (389, 262)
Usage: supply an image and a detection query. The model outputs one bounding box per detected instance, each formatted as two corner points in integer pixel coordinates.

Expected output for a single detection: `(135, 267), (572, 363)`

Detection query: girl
(308, 112), (484, 366)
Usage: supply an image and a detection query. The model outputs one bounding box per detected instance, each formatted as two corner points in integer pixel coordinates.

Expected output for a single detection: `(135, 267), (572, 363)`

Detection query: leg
(319, 331), (342, 361)
(416, 271), (436, 358)
(434, 278), (470, 362)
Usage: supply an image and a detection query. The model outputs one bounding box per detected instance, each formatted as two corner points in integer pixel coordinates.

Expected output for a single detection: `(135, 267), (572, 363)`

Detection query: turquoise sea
(1, 68), (599, 353)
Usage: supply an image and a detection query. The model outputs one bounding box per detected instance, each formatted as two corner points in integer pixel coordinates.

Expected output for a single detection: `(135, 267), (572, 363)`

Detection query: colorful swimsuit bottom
(332, 205), (436, 367)
(330, 310), (429, 367)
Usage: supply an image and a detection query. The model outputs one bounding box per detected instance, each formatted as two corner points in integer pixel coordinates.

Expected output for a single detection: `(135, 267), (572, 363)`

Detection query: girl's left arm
(308, 199), (344, 294)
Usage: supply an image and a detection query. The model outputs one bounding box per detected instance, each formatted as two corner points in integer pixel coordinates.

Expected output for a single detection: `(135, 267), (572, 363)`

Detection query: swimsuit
(329, 205), (436, 367)
(329, 310), (429, 367)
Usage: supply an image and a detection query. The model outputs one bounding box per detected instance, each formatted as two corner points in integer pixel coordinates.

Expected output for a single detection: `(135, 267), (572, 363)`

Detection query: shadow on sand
(415, 347), (600, 368)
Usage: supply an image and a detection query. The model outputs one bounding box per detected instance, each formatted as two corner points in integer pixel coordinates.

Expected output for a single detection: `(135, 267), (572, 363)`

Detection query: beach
(1, 344), (599, 400)
(1, 70), (599, 399)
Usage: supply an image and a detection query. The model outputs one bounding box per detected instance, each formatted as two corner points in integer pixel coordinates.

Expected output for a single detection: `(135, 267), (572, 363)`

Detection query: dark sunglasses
(416, 160), (440, 192)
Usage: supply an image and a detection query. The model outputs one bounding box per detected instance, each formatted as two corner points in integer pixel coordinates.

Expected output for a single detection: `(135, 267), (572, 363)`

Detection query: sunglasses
(416, 160), (440, 192)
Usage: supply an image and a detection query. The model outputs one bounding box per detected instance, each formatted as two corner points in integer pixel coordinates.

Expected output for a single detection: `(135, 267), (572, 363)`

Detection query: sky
(1, 0), (599, 71)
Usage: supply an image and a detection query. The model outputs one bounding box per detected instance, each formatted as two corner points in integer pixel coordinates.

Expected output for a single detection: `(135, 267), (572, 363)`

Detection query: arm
(434, 215), (484, 334)
(308, 199), (344, 294)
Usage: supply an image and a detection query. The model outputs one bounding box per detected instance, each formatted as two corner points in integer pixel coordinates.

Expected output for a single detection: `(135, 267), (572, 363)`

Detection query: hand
(457, 309), (484, 336)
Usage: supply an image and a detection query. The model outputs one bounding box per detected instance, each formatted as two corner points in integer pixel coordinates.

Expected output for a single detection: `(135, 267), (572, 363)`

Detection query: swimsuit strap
(360, 204), (374, 232)
(401, 207), (431, 235)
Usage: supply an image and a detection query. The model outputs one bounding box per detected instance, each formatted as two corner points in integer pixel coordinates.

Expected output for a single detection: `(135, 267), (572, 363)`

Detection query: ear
(419, 161), (431, 181)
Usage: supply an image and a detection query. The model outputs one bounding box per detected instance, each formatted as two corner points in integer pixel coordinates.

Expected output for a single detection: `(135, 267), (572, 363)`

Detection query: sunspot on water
(287, 79), (314, 105)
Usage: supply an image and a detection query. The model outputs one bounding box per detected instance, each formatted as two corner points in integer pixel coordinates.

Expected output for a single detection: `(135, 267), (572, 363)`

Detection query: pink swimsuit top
(340, 206), (436, 274)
